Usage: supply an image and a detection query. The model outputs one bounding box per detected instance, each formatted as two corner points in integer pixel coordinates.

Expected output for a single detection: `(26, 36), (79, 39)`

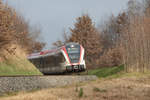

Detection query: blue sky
(4, 0), (129, 49)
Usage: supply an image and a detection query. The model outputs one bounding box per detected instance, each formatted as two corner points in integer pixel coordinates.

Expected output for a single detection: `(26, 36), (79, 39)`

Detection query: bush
(98, 47), (123, 68)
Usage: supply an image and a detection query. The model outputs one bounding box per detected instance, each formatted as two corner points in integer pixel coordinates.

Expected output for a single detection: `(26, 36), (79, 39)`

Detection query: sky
(4, 0), (129, 49)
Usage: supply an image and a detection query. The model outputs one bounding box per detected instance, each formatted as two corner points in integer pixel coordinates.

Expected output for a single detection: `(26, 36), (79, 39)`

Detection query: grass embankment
(88, 65), (150, 78)
(87, 65), (124, 78)
(0, 44), (42, 76)
(0, 59), (42, 76)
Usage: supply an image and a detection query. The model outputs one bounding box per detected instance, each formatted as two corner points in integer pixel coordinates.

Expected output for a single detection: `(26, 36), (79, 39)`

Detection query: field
(1, 66), (150, 100)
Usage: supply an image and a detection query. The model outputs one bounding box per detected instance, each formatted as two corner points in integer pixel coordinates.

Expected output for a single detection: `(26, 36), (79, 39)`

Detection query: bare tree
(121, 15), (150, 72)
(0, 0), (45, 58)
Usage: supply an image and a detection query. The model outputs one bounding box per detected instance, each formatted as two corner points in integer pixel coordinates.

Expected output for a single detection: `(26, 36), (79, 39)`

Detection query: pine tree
(68, 15), (103, 68)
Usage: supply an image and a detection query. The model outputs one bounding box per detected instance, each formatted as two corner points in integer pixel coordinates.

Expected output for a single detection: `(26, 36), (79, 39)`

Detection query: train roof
(27, 42), (81, 60)
(65, 42), (79, 46)
(27, 47), (62, 59)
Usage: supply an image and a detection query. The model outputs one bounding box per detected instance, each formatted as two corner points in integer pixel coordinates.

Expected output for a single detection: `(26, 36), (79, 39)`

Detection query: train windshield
(66, 44), (80, 63)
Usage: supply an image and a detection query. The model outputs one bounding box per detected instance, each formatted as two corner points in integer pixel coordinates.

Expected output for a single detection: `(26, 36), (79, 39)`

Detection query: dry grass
(1, 75), (150, 100)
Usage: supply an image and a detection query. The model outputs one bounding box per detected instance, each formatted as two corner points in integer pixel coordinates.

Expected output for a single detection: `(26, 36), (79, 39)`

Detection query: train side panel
(29, 52), (66, 74)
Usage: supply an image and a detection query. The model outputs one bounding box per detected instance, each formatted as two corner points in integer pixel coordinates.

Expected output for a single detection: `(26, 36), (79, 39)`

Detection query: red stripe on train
(63, 47), (71, 65)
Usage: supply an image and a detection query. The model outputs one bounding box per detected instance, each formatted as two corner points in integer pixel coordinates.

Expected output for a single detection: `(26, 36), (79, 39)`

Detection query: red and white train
(28, 42), (86, 74)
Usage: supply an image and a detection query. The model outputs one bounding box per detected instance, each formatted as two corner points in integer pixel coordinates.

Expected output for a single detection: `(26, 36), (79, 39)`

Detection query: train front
(62, 43), (86, 72)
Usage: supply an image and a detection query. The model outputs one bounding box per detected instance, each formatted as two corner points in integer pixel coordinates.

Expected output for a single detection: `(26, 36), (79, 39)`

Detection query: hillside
(0, 0), (44, 76)
(0, 44), (42, 76)
(0, 60), (42, 76)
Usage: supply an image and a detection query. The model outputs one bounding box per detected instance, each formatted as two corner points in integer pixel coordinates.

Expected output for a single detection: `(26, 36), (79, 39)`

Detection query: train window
(30, 52), (66, 68)
(66, 44), (80, 63)
(56, 53), (65, 63)
(39, 58), (43, 67)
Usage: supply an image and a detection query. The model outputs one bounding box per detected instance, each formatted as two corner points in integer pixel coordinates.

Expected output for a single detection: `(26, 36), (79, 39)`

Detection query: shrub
(78, 88), (84, 98)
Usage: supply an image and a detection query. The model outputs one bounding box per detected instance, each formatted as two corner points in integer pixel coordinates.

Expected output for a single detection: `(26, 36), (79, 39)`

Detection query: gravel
(0, 75), (97, 95)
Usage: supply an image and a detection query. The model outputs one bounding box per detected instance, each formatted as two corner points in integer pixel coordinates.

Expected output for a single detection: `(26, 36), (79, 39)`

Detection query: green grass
(88, 65), (124, 78)
(87, 65), (150, 79)
(0, 59), (42, 76)
(78, 88), (83, 98)
(0, 92), (18, 98)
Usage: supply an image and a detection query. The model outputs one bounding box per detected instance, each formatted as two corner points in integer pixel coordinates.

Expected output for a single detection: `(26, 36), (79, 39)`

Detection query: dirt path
(1, 76), (150, 100)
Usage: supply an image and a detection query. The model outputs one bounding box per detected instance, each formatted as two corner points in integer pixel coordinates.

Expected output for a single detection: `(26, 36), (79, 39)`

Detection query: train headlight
(74, 65), (78, 69)
(71, 45), (74, 48)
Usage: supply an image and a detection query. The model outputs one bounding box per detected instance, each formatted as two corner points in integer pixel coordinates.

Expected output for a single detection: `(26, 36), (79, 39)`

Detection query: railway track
(0, 73), (87, 77)
(0, 75), (43, 77)
(0, 70), (88, 77)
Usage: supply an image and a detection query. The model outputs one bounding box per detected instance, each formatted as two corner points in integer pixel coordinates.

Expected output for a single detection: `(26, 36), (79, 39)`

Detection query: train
(28, 42), (86, 74)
